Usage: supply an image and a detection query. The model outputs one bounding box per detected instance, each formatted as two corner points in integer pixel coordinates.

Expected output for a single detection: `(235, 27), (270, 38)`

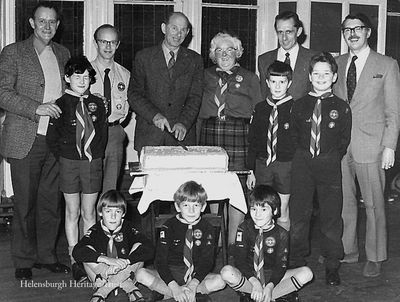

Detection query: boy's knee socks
(149, 277), (173, 297)
(272, 276), (303, 299)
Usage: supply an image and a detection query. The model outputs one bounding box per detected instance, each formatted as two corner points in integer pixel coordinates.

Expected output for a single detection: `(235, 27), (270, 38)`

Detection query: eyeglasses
(342, 26), (366, 35)
(215, 47), (236, 56)
(97, 39), (119, 47)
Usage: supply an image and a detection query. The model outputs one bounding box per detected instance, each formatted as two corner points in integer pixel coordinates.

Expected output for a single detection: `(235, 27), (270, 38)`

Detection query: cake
(140, 146), (229, 172)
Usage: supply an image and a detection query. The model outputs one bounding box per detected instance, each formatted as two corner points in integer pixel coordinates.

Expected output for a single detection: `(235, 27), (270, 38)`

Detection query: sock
(231, 275), (253, 294)
(68, 246), (75, 264)
(272, 276), (303, 299)
(149, 276), (173, 298)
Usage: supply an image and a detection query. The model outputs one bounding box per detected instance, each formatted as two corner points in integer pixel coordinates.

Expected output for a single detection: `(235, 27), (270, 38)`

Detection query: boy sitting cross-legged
(220, 185), (313, 302)
(72, 190), (154, 302)
(136, 181), (226, 302)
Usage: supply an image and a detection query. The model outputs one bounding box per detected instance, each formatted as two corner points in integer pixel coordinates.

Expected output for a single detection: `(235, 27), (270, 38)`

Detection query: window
(310, 2), (342, 54)
(114, 2), (174, 71)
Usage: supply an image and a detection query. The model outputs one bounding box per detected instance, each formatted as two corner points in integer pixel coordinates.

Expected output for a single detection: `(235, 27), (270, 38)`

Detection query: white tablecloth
(129, 171), (247, 215)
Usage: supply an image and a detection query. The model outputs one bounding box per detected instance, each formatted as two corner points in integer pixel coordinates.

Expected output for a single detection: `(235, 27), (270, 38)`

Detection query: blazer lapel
(172, 47), (190, 80)
(352, 51), (377, 103)
(336, 54), (349, 101)
(152, 45), (170, 82)
(293, 46), (305, 74)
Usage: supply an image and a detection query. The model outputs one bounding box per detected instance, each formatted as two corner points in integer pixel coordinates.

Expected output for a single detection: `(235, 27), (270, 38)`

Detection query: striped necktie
(309, 92), (333, 158)
(183, 224), (194, 283)
(66, 89), (95, 161)
(253, 228), (265, 286)
(265, 95), (292, 166)
(168, 51), (175, 78)
(214, 68), (233, 119)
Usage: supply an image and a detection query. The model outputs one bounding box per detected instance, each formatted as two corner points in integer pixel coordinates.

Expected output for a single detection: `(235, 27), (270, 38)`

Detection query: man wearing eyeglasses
(258, 11), (318, 101)
(334, 13), (400, 278)
(90, 24), (130, 193)
(0, 1), (70, 280)
(128, 11), (203, 153)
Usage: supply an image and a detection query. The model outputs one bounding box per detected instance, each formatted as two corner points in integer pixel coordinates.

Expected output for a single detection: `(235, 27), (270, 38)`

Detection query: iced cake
(140, 146), (229, 172)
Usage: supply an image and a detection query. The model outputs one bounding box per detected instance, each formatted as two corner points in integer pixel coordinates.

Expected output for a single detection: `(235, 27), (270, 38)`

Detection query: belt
(207, 116), (251, 124)
(108, 120), (120, 127)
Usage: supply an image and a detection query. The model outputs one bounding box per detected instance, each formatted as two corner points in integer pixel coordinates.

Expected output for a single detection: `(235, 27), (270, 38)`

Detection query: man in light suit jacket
(128, 11), (203, 153)
(0, 2), (70, 280)
(258, 11), (318, 101)
(334, 13), (400, 278)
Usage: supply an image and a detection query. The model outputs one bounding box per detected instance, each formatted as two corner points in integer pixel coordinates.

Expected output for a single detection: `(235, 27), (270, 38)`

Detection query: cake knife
(167, 131), (189, 151)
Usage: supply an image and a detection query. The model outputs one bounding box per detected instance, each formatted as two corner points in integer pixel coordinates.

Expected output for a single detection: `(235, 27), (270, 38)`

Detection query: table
(129, 171), (247, 215)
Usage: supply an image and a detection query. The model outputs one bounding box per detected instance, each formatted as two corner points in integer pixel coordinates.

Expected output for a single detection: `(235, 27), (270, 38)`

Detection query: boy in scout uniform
(220, 185), (313, 302)
(135, 181), (225, 302)
(289, 52), (351, 286)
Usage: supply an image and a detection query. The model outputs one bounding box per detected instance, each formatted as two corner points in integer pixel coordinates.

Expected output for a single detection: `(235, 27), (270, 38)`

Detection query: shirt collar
(350, 45), (370, 62)
(93, 58), (115, 73)
(162, 42), (179, 62)
(278, 43), (299, 57)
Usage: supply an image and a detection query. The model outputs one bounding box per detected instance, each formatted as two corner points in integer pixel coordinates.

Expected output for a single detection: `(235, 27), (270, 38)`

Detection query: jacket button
(168, 103), (172, 107)
(40, 84), (44, 87)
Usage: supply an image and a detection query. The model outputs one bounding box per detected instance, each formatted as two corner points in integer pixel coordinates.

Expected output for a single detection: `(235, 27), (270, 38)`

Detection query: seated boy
(221, 185), (313, 302)
(247, 61), (295, 231)
(136, 181), (225, 302)
(72, 190), (154, 302)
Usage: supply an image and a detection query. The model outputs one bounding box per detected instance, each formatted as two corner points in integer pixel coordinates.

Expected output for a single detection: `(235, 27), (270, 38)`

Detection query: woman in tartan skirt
(198, 32), (262, 247)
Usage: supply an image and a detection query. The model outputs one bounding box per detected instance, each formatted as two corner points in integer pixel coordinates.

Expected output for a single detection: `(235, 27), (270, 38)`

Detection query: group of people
(0, 1), (399, 302)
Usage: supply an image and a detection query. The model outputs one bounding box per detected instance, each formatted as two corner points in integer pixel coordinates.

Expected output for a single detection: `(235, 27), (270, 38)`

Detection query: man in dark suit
(258, 11), (317, 101)
(128, 11), (203, 152)
(334, 14), (400, 278)
(0, 1), (70, 280)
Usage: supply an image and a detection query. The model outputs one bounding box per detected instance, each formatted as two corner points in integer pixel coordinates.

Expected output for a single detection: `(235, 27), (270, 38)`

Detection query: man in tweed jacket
(128, 12), (203, 153)
(0, 2), (70, 280)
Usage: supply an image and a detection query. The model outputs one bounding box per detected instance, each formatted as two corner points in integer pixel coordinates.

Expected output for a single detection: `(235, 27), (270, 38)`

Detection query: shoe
(325, 268), (340, 286)
(128, 289), (145, 302)
(340, 255), (358, 264)
(90, 294), (105, 302)
(195, 293), (212, 302)
(363, 261), (382, 277)
(72, 262), (87, 281)
(238, 292), (252, 302)
(15, 268), (32, 280)
(34, 262), (70, 274)
(275, 291), (300, 302)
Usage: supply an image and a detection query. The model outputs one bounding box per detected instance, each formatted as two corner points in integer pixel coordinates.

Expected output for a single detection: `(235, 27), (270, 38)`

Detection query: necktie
(183, 224), (194, 283)
(310, 98), (321, 158)
(104, 68), (111, 102)
(346, 56), (358, 102)
(265, 96), (292, 166)
(67, 89), (94, 161)
(168, 51), (175, 78)
(101, 222), (121, 258)
(309, 92), (333, 157)
(253, 228), (265, 286)
(214, 68), (232, 119)
(284, 52), (291, 67)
